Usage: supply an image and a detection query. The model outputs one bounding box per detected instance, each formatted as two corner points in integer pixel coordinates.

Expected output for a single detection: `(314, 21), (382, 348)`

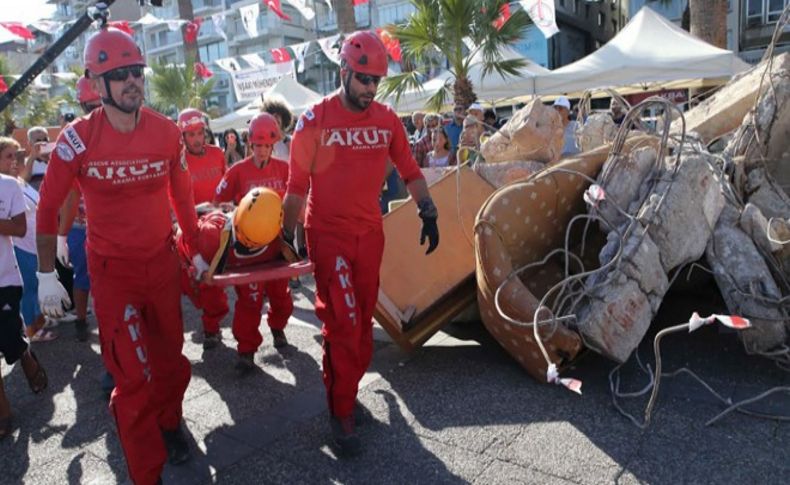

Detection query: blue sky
(0, 0), (57, 24)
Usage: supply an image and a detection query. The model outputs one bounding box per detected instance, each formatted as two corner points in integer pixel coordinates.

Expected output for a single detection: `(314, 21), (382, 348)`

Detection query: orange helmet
(178, 108), (206, 133)
(248, 113), (281, 145)
(76, 77), (100, 104)
(84, 27), (145, 76)
(340, 30), (388, 77)
(233, 187), (283, 248)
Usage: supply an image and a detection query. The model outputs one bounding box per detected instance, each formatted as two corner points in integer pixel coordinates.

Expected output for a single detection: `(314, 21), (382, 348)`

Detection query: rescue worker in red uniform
(282, 30), (439, 456)
(35, 28), (205, 484)
(179, 186), (292, 372)
(177, 108), (229, 350)
(215, 113), (293, 351)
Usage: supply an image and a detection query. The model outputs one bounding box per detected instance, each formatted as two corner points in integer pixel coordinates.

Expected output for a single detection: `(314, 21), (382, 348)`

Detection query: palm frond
(377, 70), (426, 104)
(424, 82), (453, 113)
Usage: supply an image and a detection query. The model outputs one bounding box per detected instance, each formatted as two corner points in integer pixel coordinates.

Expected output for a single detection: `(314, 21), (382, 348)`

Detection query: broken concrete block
(473, 160), (546, 188)
(596, 146), (658, 230)
(578, 226), (667, 362)
(481, 99), (564, 164)
(578, 112), (618, 153)
(637, 151), (726, 272)
(706, 203), (787, 353)
(740, 203), (783, 253)
(675, 52), (790, 145)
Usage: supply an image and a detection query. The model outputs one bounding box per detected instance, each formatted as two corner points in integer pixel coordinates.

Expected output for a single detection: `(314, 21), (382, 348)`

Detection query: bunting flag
(493, 3), (511, 30)
(270, 47), (293, 63)
(212, 13), (227, 41)
(30, 20), (60, 35)
(242, 53), (267, 69)
(266, 0), (292, 21)
(286, 0), (315, 21)
(376, 28), (401, 62)
(166, 19), (187, 31)
(353, 0), (369, 4)
(518, 0), (559, 38)
(0, 76), (8, 94)
(318, 34), (342, 65)
(137, 13), (164, 26)
(215, 57), (243, 73)
(291, 41), (310, 73)
(184, 17), (203, 44)
(0, 22), (35, 40)
(109, 21), (135, 36)
(194, 61), (213, 79)
(239, 3), (260, 38)
(324, 0), (333, 10)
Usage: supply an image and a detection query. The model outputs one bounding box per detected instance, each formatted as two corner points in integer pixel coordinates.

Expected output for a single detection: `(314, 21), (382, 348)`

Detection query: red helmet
(76, 77), (100, 104)
(340, 30), (388, 77)
(248, 113), (282, 145)
(178, 108), (206, 133)
(84, 27), (145, 76)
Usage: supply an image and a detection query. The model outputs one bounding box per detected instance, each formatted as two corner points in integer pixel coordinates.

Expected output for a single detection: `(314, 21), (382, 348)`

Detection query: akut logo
(85, 159), (167, 181)
(321, 127), (391, 149)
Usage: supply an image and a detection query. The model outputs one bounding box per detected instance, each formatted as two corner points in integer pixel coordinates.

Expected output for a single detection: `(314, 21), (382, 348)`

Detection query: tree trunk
(333, 0), (357, 33)
(689, 0), (727, 48)
(177, 0), (200, 63)
(681, 2), (690, 32)
(453, 76), (477, 110)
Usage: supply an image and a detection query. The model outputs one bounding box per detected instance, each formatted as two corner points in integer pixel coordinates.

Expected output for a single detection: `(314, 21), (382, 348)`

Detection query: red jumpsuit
(214, 156), (293, 353)
(187, 144), (226, 204)
(183, 144), (229, 333)
(37, 107), (199, 485)
(287, 94), (423, 418)
(177, 212), (293, 354)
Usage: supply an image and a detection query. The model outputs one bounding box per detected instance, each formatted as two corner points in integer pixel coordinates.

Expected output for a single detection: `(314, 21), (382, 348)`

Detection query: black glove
(280, 228), (299, 263)
(417, 197), (439, 255)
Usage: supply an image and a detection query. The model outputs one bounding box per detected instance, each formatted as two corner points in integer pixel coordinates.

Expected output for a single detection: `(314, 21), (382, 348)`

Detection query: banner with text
(230, 60), (296, 101)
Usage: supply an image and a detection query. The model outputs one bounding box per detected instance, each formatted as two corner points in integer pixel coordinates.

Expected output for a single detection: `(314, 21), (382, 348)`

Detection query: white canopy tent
(385, 45), (549, 113)
(531, 6), (750, 96)
(211, 76), (323, 132)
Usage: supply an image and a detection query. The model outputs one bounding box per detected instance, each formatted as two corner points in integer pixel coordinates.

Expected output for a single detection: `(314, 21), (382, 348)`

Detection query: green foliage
(378, 0), (532, 112)
(148, 56), (216, 117)
(0, 57), (30, 134)
(21, 95), (60, 127)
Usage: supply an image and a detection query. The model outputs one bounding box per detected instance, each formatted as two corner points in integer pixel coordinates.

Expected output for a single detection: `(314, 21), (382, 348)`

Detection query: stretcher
(209, 259), (314, 286)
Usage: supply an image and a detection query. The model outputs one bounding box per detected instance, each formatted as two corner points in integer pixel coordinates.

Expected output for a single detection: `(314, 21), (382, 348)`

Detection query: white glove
(192, 254), (210, 281)
(56, 235), (70, 267)
(36, 271), (71, 318)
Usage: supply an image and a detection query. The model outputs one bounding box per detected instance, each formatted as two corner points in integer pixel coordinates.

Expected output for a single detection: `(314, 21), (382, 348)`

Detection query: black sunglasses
(353, 72), (381, 86)
(104, 65), (145, 82)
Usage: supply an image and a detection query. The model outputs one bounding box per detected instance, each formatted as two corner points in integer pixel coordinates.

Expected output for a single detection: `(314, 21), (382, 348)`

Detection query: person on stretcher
(176, 187), (296, 374)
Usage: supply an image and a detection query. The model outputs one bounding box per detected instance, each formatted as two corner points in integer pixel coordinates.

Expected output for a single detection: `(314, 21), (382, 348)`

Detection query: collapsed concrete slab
(674, 52), (790, 146)
(706, 203), (788, 353)
(480, 99), (564, 164)
(596, 145), (658, 231)
(577, 112), (618, 153)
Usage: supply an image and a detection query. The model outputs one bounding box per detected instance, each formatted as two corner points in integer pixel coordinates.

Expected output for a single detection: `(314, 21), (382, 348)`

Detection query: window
(199, 41), (227, 63)
(586, 5), (591, 18)
(574, 0), (580, 13)
(379, 2), (416, 25)
(598, 12), (604, 27)
(747, 0), (790, 26)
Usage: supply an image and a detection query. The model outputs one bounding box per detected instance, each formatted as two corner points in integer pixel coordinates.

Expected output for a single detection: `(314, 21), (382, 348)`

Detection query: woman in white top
(425, 126), (457, 168)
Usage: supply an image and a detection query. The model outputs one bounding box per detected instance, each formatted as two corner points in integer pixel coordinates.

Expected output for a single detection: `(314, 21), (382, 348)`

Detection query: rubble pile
(480, 99), (564, 164)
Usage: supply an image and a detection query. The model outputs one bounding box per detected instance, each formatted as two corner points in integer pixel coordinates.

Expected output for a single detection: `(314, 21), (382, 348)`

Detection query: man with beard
(35, 27), (203, 484)
(282, 30), (440, 456)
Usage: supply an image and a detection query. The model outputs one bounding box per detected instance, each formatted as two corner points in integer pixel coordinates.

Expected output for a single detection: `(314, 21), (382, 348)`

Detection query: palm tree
(0, 57), (30, 135)
(378, 0), (532, 112)
(333, 0), (357, 33)
(671, 0), (727, 48)
(148, 56), (216, 117)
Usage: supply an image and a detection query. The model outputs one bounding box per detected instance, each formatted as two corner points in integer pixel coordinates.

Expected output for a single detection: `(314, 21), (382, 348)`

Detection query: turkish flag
(184, 17), (203, 44)
(194, 62), (213, 79)
(493, 3), (511, 30)
(0, 76), (8, 94)
(376, 28), (401, 63)
(270, 47), (292, 63)
(109, 21), (135, 36)
(265, 0), (292, 21)
(0, 22), (35, 40)
(353, 0), (369, 5)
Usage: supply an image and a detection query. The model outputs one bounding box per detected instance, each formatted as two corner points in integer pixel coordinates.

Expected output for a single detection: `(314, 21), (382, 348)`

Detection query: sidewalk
(1, 281), (788, 484)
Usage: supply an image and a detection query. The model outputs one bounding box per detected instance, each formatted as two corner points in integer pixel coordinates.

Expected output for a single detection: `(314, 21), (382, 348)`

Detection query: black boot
(75, 319), (89, 342)
(271, 329), (288, 349)
(330, 415), (362, 457)
(161, 424), (191, 465)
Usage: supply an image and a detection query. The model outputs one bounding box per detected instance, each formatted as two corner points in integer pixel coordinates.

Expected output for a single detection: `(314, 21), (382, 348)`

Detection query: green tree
(0, 57), (30, 135)
(21, 94), (60, 127)
(148, 56), (216, 117)
(378, 0), (531, 112)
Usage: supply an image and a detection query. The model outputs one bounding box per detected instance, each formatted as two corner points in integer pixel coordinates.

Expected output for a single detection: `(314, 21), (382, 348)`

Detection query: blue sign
(513, 25), (549, 68)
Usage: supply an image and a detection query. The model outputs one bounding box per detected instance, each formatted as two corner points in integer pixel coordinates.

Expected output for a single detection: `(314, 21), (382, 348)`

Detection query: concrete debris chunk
(578, 225), (667, 363)
(674, 52), (790, 145)
(481, 99), (564, 164)
(597, 146), (657, 230)
(577, 112), (618, 152)
(637, 151), (726, 272)
(706, 203), (788, 353)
